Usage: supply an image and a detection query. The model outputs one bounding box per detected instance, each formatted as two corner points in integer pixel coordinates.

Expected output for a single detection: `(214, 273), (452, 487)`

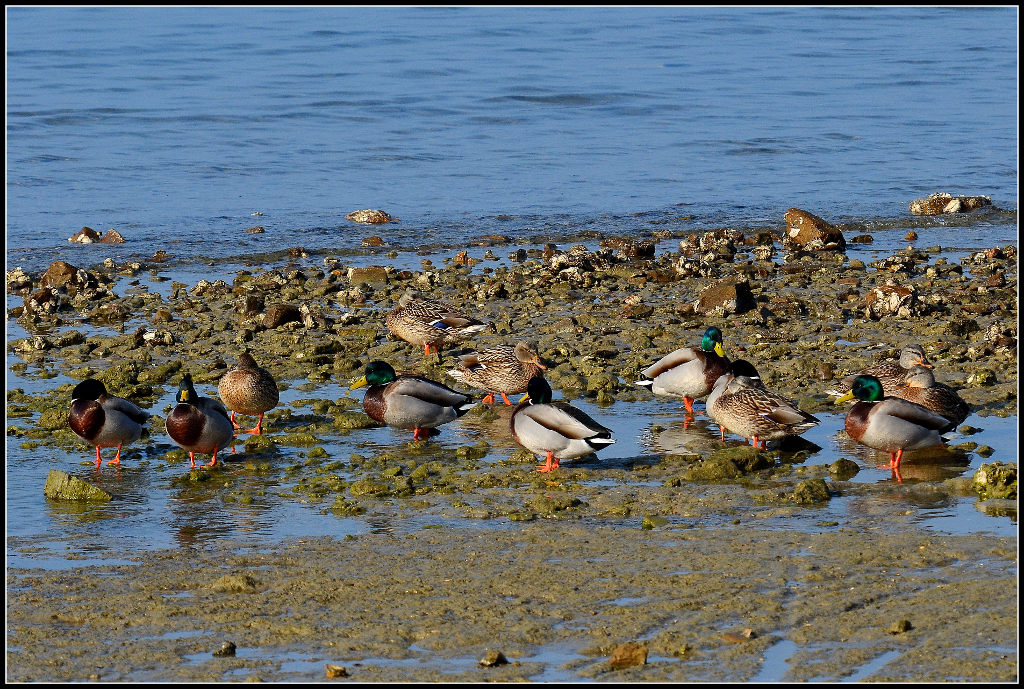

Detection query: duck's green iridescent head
(176, 374), (197, 404)
(850, 374), (885, 403)
(701, 326), (725, 357)
(526, 376), (553, 404)
(350, 361), (398, 390)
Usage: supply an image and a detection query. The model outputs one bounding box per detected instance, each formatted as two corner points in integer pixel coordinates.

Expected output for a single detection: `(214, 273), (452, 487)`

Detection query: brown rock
(609, 641), (648, 670)
(68, 227), (101, 243)
(263, 304), (302, 328)
(324, 664), (348, 678)
(478, 651), (509, 667)
(98, 229), (126, 244)
(910, 192), (992, 215)
(346, 209), (398, 224)
(904, 231), (918, 241)
(347, 266), (389, 286)
(361, 236), (385, 246)
(695, 277), (756, 316)
(864, 282), (922, 320)
(600, 237), (656, 259)
(783, 208), (846, 251)
(40, 260), (80, 289)
(244, 226), (265, 234)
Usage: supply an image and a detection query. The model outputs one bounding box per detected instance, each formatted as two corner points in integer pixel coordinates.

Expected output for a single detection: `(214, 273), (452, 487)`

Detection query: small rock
(973, 462), (1017, 500)
(361, 236), (385, 246)
(864, 282), (922, 320)
(98, 229), (126, 244)
(210, 573), (258, 593)
(609, 641), (648, 670)
(40, 260), (81, 289)
(966, 369), (997, 387)
(792, 478), (831, 504)
(910, 192), (992, 215)
(347, 266), (389, 287)
(640, 515), (669, 530)
(829, 458), (860, 480)
(68, 227), (101, 243)
(904, 231), (918, 241)
(325, 664), (348, 678)
(43, 470), (112, 502)
(213, 641), (237, 657)
(888, 620), (913, 635)
(783, 208), (846, 251)
(346, 209), (398, 224)
(694, 276), (757, 316)
(244, 226), (265, 234)
(263, 304), (302, 329)
(479, 651), (509, 667)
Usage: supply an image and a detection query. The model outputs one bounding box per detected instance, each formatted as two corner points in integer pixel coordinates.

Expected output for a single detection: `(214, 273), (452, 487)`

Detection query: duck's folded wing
(392, 376), (470, 406)
(642, 347), (697, 378)
(882, 397), (952, 431)
(108, 396), (150, 423)
(523, 402), (610, 440)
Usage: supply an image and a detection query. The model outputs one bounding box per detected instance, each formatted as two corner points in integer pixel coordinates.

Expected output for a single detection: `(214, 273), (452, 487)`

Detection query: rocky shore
(5, 211), (1019, 681)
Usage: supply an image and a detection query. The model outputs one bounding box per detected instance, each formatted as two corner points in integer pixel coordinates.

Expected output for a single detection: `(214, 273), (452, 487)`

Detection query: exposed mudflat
(5, 220), (1018, 681)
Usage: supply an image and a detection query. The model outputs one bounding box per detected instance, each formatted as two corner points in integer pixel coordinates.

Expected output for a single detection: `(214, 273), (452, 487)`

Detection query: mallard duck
(636, 326), (730, 413)
(385, 290), (488, 357)
(835, 374), (948, 473)
(705, 359), (765, 440)
(711, 373), (820, 448)
(832, 344), (932, 396)
(166, 374), (234, 469)
(67, 378), (150, 468)
(218, 351), (279, 435)
(349, 361), (474, 441)
(446, 341), (547, 405)
(890, 365), (969, 433)
(511, 376), (615, 473)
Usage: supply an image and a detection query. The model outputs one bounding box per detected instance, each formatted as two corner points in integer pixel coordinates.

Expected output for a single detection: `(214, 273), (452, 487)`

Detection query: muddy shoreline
(6, 218), (1019, 681)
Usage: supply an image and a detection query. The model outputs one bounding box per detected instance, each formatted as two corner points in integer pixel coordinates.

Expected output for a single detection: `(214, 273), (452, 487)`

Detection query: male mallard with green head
(511, 376), (615, 473)
(166, 374), (234, 469)
(636, 326), (730, 414)
(447, 341), (547, 405)
(218, 351), (279, 435)
(68, 378), (150, 468)
(835, 374), (948, 475)
(349, 361), (474, 441)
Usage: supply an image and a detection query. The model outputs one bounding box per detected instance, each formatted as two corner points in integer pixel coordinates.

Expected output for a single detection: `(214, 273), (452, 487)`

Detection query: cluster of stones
(909, 193), (992, 215)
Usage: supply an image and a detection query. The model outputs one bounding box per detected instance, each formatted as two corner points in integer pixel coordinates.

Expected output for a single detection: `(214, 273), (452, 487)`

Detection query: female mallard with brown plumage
(446, 341), (547, 405)
(636, 326), (729, 414)
(166, 374), (234, 469)
(836, 374), (949, 474)
(889, 365), (969, 433)
(349, 361), (475, 441)
(385, 290), (488, 358)
(832, 344), (933, 396)
(511, 376), (615, 473)
(710, 369), (820, 448)
(218, 351), (279, 435)
(68, 378), (150, 468)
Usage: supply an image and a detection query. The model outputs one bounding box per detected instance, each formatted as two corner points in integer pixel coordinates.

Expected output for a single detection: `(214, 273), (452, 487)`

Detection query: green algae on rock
(972, 462), (1017, 500)
(43, 469), (112, 502)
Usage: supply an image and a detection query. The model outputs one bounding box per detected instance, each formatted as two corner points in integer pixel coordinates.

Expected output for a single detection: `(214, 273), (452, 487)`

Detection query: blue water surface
(6, 6), (1018, 273)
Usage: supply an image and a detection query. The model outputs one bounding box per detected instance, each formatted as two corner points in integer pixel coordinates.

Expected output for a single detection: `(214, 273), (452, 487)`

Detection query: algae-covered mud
(6, 523), (1017, 682)
(5, 211), (1018, 681)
